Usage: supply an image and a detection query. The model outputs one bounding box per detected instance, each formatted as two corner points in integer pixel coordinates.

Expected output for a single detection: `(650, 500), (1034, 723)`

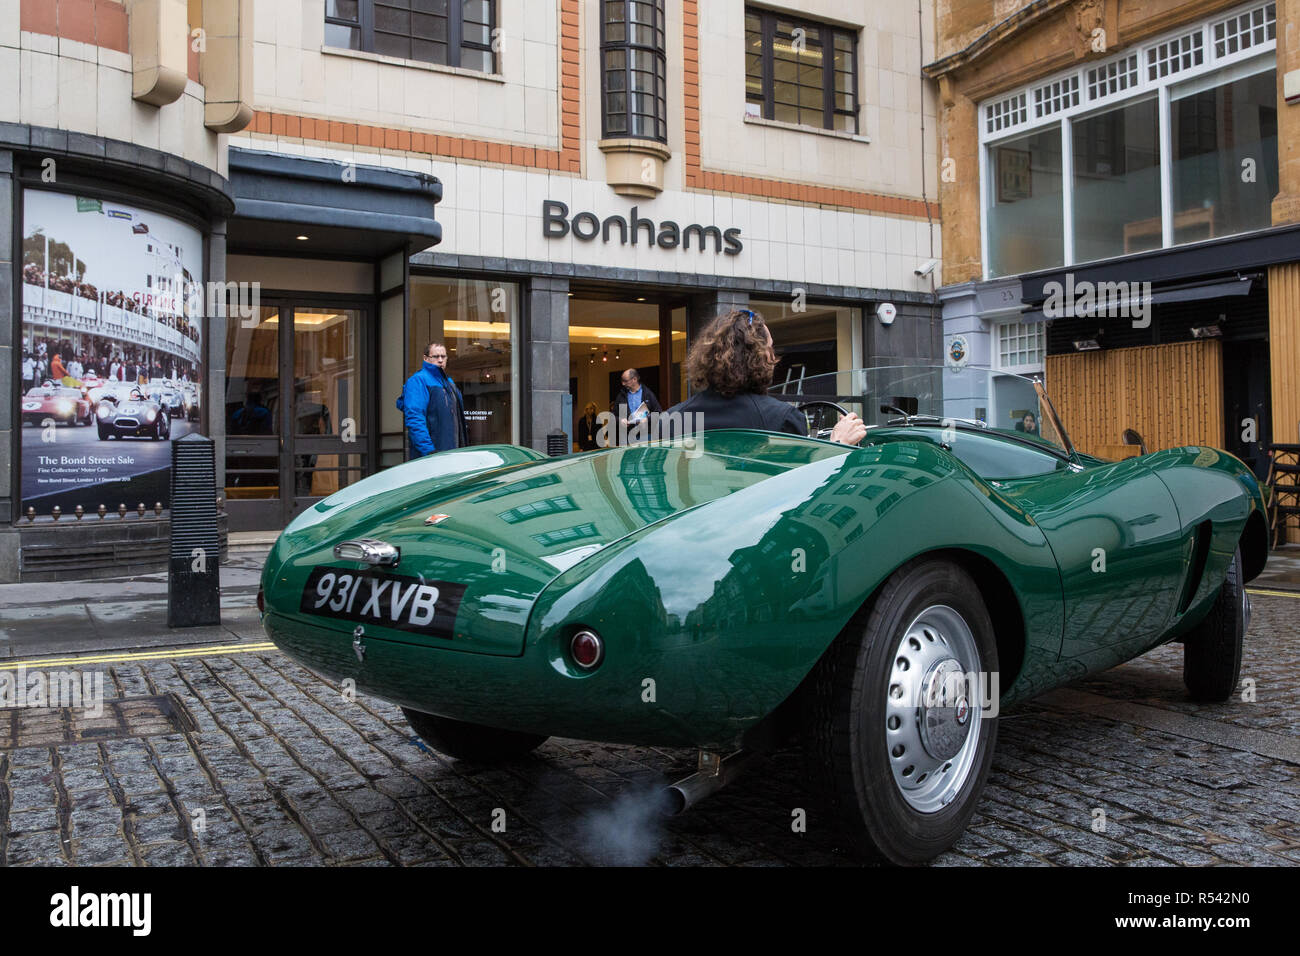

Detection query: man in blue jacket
(400, 342), (468, 458)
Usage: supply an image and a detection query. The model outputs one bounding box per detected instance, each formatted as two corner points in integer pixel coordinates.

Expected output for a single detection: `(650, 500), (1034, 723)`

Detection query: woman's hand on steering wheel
(830, 412), (867, 446)
(797, 400), (866, 446)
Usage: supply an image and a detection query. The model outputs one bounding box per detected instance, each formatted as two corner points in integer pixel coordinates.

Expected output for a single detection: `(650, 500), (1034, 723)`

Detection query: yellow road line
(0, 588), (1294, 669)
(0, 641), (278, 672)
(1246, 587), (1300, 599)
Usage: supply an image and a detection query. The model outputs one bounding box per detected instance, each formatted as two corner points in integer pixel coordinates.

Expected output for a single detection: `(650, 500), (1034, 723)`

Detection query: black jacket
(612, 383), (662, 419)
(667, 388), (807, 436)
(577, 413), (600, 450)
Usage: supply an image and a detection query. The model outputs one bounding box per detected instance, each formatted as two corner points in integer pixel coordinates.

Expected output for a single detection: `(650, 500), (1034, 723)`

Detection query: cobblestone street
(1, 591), (1297, 868)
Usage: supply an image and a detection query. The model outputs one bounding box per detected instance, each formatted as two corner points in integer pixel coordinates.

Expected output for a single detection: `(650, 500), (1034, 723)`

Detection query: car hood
(263, 432), (848, 655)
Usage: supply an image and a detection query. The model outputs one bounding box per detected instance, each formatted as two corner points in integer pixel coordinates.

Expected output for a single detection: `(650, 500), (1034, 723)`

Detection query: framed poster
(19, 190), (205, 514)
(997, 147), (1032, 203)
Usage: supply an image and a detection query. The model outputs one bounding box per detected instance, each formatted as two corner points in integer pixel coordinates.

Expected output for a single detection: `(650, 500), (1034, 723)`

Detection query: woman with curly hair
(667, 308), (866, 445)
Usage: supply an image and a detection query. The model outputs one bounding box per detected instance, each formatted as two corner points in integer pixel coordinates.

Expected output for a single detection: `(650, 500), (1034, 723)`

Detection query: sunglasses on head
(738, 309), (758, 327)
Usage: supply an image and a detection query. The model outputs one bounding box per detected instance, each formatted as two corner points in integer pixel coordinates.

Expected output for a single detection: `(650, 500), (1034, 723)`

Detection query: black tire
(401, 707), (547, 763)
(803, 558), (999, 865)
(1183, 546), (1246, 703)
(97, 424), (111, 440)
(153, 418), (165, 441)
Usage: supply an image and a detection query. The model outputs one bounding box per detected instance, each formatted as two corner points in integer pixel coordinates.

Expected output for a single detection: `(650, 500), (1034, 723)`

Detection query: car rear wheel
(401, 707), (548, 763)
(804, 558), (999, 865)
(1183, 546), (1246, 703)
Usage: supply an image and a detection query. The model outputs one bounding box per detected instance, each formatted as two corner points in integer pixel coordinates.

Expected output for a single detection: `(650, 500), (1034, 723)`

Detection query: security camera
(914, 258), (939, 278)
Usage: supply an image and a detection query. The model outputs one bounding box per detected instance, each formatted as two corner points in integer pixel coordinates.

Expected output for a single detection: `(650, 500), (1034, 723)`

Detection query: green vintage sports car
(260, 366), (1268, 864)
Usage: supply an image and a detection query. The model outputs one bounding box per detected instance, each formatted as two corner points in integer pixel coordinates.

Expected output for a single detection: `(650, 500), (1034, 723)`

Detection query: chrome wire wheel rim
(884, 604), (983, 814)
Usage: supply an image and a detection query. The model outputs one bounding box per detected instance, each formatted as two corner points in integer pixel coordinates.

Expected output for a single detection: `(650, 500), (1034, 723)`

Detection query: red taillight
(570, 629), (603, 669)
(256, 587), (265, 614)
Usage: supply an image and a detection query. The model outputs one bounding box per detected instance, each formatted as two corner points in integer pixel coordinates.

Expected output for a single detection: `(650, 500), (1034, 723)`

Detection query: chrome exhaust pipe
(663, 750), (757, 816)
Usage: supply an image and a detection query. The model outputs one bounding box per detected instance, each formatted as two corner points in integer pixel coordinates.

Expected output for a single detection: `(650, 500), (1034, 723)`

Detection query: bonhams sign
(543, 201), (742, 256)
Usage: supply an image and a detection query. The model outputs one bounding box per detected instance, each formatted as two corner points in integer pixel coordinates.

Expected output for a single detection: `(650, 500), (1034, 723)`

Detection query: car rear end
(260, 435), (841, 743)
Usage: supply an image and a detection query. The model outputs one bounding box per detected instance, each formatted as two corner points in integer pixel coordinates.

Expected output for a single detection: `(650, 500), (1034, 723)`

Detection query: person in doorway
(577, 401), (600, 451)
(612, 367), (661, 436)
(400, 341), (468, 458)
(667, 309), (866, 444)
(231, 393), (272, 435)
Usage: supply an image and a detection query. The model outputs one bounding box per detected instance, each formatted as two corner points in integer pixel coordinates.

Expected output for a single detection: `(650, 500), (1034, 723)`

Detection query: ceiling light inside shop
(439, 321), (513, 338)
(772, 43), (823, 59)
(262, 312), (347, 328)
(567, 325), (687, 345)
(296, 235), (309, 240)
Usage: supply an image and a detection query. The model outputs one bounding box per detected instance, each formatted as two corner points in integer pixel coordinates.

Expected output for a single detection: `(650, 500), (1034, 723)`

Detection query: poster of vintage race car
(19, 191), (204, 513)
(20, 384), (94, 427)
(258, 366), (1267, 865)
(94, 384), (172, 441)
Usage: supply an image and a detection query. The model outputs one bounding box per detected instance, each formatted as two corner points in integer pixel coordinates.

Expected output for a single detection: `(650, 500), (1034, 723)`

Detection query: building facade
(2, 0), (944, 579)
(927, 0), (1300, 487)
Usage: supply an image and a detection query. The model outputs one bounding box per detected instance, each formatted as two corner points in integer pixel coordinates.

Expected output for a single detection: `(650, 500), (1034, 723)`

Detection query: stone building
(1, 0), (945, 578)
(927, 0), (1300, 486)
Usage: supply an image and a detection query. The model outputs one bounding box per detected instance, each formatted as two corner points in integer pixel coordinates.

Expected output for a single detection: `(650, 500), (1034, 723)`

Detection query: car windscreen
(775, 366), (1074, 458)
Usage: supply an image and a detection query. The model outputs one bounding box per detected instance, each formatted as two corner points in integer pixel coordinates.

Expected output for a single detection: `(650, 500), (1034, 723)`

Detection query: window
(325, 0), (496, 73)
(987, 128), (1064, 276)
(601, 0), (667, 141)
(408, 276), (519, 446)
(498, 496), (579, 524)
(531, 523), (599, 548)
(995, 322), (1046, 373)
(980, 2), (1279, 278)
(1087, 55), (1138, 101)
(1171, 66), (1277, 243)
(745, 7), (859, 133)
(752, 298), (863, 394)
(1072, 97), (1162, 261)
(1214, 3), (1275, 57)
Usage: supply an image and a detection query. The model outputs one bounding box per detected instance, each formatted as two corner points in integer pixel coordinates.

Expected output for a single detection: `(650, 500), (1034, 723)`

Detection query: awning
(1019, 274), (1256, 323)
(227, 148), (442, 257)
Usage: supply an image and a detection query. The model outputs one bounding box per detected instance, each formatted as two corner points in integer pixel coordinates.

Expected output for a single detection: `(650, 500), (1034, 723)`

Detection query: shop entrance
(1223, 338), (1271, 480)
(567, 293), (687, 450)
(224, 298), (370, 531)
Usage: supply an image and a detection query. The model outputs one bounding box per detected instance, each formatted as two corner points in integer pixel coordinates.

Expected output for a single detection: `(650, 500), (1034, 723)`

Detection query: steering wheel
(797, 400), (850, 440)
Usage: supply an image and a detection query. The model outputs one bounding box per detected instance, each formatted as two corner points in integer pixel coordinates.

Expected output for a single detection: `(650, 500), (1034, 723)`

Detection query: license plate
(300, 567), (466, 640)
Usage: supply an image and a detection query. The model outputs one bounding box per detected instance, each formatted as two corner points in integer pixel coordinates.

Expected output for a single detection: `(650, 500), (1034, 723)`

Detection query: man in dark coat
(610, 368), (662, 446)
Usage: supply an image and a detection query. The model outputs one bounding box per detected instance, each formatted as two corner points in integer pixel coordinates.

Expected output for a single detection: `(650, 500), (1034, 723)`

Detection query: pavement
(0, 532), (274, 660)
(0, 543), (1297, 866)
(1250, 545), (1300, 592)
